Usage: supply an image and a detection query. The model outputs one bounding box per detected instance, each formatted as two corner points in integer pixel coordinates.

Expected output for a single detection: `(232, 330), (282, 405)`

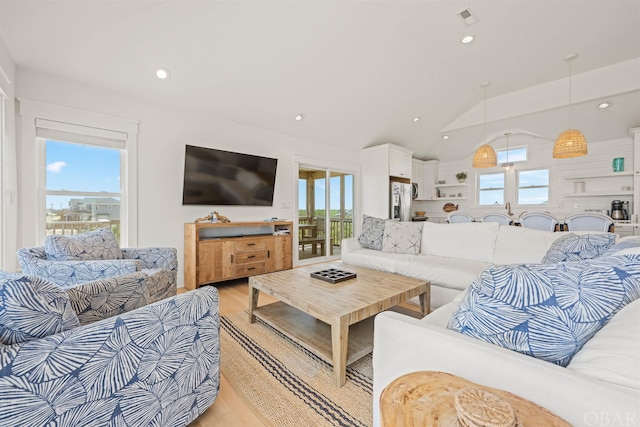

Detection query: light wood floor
(183, 279), (277, 427)
(183, 273), (421, 426)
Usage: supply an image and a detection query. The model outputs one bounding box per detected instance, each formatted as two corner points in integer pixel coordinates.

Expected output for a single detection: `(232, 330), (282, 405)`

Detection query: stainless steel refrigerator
(390, 181), (412, 221)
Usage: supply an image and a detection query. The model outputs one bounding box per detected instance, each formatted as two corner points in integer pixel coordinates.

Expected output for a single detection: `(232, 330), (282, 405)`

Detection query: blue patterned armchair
(0, 273), (220, 427)
(17, 229), (177, 303)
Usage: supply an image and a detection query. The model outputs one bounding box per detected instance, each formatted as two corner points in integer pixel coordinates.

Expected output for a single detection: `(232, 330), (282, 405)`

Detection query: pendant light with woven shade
(553, 53), (588, 158)
(473, 81), (497, 168)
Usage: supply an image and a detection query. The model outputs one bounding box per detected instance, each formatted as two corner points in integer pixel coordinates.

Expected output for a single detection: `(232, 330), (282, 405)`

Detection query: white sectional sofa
(342, 221), (567, 309)
(373, 297), (640, 426)
(341, 220), (640, 426)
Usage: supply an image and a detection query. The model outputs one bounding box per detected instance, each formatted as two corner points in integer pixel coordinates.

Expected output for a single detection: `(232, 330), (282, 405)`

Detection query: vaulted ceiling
(1, 0), (638, 161)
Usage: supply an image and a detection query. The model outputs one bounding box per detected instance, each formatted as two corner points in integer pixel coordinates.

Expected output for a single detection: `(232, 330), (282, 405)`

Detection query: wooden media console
(184, 221), (293, 290)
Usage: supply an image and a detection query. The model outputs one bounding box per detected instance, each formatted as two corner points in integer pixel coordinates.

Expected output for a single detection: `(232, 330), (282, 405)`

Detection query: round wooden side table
(380, 371), (571, 427)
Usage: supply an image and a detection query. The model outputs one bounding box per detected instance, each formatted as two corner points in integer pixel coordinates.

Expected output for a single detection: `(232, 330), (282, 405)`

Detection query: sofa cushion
(357, 214), (386, 251)
(342, 247), (489, 310)
(0, 276), (80, 345)
(421, 221), (499, 263)
(492, 225), (565, 265)
(382, 220), (423, 255)
(45, 228), (124, 261)
(567, 298), (640, 391)
(447, 254), (640, 366)
(542, 233), (616, 263)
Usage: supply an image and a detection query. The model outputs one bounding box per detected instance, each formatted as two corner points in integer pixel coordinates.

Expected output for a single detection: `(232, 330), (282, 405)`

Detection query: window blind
(35, 118), (127, 149)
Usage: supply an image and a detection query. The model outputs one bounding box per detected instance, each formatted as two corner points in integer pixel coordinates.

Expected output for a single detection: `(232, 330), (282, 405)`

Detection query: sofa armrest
(0, 286), (220, 427)
(122, 247), (178, 271)
(65, 271), (151, 325)
(341, 237), (363, 255)
(373, 311), (640, 427)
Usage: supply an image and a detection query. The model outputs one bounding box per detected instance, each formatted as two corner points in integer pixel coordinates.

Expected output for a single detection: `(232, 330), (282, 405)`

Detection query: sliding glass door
(298, 166), (354, 262)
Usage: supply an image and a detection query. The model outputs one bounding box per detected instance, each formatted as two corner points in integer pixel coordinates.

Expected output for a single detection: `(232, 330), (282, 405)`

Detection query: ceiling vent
(458, 8), (479, 26)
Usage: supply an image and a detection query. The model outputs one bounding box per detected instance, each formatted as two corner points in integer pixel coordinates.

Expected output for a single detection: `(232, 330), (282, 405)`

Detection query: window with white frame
(37, 120), (126, 243)
(497, 146), (527, 164)
(478, 172), (505, 206)
(517, 169), (549, 205)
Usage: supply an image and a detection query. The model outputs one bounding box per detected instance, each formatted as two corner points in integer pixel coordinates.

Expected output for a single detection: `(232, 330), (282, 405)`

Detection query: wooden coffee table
(248, 262), (430, 386)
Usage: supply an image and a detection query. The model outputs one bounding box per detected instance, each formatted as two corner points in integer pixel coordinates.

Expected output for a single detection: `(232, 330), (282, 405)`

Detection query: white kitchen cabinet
(361, 143), (414, 219)
(412, 159), (424, 199)
(421, 160), (439, 200)
(389, 145), (413, 179)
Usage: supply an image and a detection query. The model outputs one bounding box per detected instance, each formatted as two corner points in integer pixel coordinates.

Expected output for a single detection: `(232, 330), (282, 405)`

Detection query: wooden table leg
(418, 291), (430, 316)
(248, 279), (260, 323)
(331, 317), (349, 387)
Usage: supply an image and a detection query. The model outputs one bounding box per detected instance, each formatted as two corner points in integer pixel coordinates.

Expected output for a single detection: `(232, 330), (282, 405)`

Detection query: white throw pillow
(492, 225), (565, 265)
(381, 220), (423, 255)
(421, 221), (499, 263)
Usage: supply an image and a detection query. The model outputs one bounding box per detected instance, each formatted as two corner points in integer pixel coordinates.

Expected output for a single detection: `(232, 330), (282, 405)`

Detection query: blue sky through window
(46, 140), (121, 209)
(298, 174), (353, 213)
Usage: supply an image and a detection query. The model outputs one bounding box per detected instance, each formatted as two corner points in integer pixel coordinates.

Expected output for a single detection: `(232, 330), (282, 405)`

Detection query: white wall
(14, 68), (361, 285)
(0, 37), (17, 271)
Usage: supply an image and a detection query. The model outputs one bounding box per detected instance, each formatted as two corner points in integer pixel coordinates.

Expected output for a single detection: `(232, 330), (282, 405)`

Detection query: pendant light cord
(483, 84), (487, 144)
(568, 58), (573, 128)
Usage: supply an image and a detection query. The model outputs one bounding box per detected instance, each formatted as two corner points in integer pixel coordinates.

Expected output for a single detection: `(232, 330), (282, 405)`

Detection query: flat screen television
(182, 145), (278, 206)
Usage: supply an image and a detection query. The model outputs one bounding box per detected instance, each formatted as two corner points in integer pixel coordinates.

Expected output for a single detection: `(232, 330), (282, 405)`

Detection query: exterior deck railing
(46, 220), (120, 240)
(298, 217), (353, 247)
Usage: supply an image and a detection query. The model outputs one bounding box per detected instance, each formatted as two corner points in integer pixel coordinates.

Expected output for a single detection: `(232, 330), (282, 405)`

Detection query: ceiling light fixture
(553, 53), (588, 159)
(442, 135), (449, 140)
(501, 132), (514, 170)
(412, 117), (420, 123)
(598, 101), (611, 109)
(461, 35), (475, 44)
(472, 81), (497, 168)
(156, 67), (171, 80)
(294, 114), (304, 121)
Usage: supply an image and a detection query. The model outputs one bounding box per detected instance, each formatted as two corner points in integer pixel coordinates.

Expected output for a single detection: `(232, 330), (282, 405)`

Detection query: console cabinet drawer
(234, 250), (267, 264)
(235, 263), (266, 277)
(235, 238), (266, 251)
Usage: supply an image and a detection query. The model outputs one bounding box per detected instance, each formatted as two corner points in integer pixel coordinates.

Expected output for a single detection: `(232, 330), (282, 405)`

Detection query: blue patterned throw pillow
(542, 233), (616, 264)
(604, 237), (640, 256)
(358, 214), (386, 251)
(0, 276), (80, 345)
(45, 228), (124, 261)
(448, 254), (640, 366)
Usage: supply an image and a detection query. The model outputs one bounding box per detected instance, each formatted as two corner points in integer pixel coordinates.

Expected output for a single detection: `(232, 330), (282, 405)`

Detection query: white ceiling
(1, 0), (639, 161)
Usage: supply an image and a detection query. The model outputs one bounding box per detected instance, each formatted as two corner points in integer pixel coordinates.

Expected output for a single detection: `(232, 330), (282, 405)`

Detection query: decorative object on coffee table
(311, 268), (357, 283)
(380, 371), (570, 427)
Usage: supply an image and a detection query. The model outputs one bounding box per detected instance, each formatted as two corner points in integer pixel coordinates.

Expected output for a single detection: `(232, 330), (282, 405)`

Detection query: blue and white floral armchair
(17, 228), (177, 303)
(0, 273), (220, 427)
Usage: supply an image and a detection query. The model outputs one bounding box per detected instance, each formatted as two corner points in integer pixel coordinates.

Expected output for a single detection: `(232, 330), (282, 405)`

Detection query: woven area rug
(220, 310), (373, 427)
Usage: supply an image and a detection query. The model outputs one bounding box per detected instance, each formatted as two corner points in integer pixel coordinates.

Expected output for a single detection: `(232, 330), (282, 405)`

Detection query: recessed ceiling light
(461, 35), (475, 44)
(597, 101), (611, 109)
(156, 67), (171, 80)
(442, 135), (449, 140)
(294, 114), (304, 121)
(412, 117), (420, 123)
